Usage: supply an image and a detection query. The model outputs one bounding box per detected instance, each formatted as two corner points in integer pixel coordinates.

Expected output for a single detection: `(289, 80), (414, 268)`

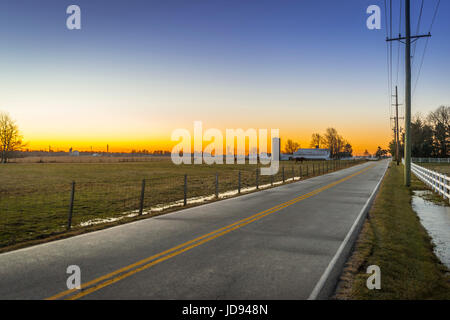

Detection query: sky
(0, 0), (449, 154)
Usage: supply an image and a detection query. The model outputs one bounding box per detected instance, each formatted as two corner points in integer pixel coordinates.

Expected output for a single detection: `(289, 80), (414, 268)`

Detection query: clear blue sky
(0, 0), (448, 153)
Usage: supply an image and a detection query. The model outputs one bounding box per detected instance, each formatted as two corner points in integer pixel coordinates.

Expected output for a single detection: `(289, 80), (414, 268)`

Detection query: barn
(292, 148), (330, 161)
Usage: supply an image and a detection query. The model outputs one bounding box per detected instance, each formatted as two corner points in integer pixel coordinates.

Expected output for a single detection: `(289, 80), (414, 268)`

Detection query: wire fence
(0, 159), (365, 248)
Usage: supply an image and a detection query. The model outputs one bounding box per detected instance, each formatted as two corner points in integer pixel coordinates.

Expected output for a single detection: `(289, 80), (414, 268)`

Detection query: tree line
(389, 106), (449, 158)
(284, 127), (353, 159)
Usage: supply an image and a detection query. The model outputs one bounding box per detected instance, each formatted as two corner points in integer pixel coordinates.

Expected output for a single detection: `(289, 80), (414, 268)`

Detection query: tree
(375, 147), (382, 158)
(336, 135), (345, 158)
(284, 139), (300, 154)
(389, 128), (404, 159)
(309, 133), (323, 148)
(403, 106), (450, 158)
(323, 128), (345, 159)
(427, 106), (449, 157)
(411, 115), (434, 157)
(375, 147), (388, 158)
(0, 112), (26, 163)
(340, 143), (353, 158)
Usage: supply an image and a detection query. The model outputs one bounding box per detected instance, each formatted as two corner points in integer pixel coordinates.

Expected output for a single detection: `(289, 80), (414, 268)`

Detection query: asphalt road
(0, 160), (388, 300)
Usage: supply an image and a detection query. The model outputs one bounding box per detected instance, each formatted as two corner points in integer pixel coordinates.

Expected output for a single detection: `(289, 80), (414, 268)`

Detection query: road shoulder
(334, 162), (450, 300)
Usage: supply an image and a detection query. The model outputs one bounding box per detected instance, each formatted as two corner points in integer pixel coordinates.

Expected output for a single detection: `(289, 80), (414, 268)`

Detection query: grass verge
(334, 162), (450, 299)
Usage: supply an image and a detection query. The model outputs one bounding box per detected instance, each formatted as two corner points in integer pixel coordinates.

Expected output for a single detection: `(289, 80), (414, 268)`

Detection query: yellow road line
(46, 163), (375, 300)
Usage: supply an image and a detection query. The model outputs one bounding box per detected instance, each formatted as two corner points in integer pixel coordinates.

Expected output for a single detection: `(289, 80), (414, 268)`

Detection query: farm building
(293, 148), (330, 160)
(281, 148), (331, 161)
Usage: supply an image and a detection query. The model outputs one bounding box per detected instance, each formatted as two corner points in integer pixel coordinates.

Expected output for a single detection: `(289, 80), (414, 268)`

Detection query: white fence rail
(411, 162), (450, 201)
(412, 157), (450, 163)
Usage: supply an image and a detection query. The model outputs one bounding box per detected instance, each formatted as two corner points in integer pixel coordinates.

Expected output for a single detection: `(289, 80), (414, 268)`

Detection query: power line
(390, 0), (393, 97)
(412, 0), (441, 97)
(429, 0), (441, 31)
(412, 37), (430, 97)
(384, 0), (393, 115)
(412, 0), (424, 60)
(396, 0), (403, 86)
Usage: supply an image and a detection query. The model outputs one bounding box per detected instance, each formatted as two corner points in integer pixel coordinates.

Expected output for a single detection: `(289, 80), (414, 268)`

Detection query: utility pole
(386, 0), (431, 186)
(395, 87), (400, 166)
(391, 86), (403, 166)
(404, 0), (412, 186)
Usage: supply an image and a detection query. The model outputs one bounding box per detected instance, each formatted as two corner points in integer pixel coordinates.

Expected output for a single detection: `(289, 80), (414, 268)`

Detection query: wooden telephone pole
(387, 0), (431, 186)
(391, 86), (403, 166)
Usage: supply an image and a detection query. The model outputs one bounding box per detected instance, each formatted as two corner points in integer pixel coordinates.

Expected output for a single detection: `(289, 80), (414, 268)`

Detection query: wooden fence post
(139, 179), (146, 216)
(67, 181), (75, 230)
(238, 171), (241, 194)
(215, 173), (219, 198)
(184, 174), (187, 206)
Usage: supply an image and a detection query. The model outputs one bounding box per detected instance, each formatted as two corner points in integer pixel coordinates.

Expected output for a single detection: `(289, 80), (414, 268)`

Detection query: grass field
(420, 162), (450, 175)
(334, 163), (450, 299)
(8, 155), (164, 164)
(0, 158), (364, 250)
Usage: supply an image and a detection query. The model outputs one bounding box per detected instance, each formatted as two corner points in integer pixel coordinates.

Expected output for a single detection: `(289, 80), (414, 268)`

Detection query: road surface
(0, 160), (388, 300)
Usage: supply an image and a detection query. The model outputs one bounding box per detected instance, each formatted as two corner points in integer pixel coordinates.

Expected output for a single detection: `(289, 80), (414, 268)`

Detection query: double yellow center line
(46, 163), (375, 300)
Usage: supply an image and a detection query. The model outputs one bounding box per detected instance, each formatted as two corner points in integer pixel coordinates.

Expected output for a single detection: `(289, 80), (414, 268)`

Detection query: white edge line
(307, 161), (389, 300)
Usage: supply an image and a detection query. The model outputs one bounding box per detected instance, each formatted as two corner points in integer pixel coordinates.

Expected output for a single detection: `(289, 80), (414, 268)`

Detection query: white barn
(292, 148), (330, 160)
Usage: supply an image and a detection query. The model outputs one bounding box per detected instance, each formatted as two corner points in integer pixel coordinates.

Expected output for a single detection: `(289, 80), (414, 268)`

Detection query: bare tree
(284, 139), (300, 154)
(0, 112), (25, 163)
(323, 128), (336, 156)
(322, 128), (345, 159)
(427, 106), (450, 157)
(335, 135), (345, 158)
(309, 133), (323, 148)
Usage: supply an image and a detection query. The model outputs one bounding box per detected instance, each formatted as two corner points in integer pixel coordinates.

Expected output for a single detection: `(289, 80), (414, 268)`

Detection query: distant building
(292, 148), (330, 160)
(70, 150), (80, 156)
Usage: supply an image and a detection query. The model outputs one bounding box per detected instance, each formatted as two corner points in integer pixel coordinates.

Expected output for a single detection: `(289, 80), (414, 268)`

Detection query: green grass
(0, 158), (363, 250)
(334, 163), (450, 299)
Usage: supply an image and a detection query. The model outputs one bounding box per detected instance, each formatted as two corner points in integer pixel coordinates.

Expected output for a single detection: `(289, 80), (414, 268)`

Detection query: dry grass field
(8, 155), (168, 163)
(420, 162), (450, 175)
(0, 157), (365, 250)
